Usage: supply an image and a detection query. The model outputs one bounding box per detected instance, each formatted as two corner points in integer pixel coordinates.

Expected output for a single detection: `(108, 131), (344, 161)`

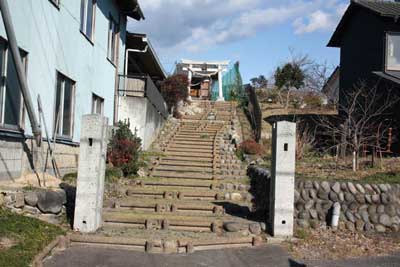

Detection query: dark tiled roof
(328, 0), (400, 47)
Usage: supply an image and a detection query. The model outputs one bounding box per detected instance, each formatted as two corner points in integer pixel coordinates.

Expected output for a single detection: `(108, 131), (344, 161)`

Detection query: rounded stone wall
(295, 180), (400, 233)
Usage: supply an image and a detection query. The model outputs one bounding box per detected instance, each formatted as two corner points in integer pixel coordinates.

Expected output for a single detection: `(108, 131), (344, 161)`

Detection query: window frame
(0, 38), (27, 132)
(107, 15), (119, 65)
(80, 0), (96, 43)
(54, 71), (76, 140)
(91, 93), (104, 115)
(385, 32), (400, 71)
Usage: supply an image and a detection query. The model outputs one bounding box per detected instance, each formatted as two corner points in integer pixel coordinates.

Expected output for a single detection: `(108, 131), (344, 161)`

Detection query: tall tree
(274, 63), (305, 90)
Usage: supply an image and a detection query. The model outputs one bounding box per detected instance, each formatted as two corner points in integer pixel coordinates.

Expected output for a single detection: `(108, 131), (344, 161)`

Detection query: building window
(80, 0), (96, 41)
(91, 93), (104, 115)
(386, 33), (400, 71)
(107, 17), (119, 64)
(54, 72), (75, 138)
(0, 39), (26, 130)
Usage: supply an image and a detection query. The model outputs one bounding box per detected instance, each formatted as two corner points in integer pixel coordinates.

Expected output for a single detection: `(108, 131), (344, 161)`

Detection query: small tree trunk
(352, 151), (357, 172)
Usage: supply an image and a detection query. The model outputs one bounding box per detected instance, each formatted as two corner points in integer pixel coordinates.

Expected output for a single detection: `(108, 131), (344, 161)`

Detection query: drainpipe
(124, 45), (148, 97)
(124, 45), (149, 77)
(0, 0), (41, 144)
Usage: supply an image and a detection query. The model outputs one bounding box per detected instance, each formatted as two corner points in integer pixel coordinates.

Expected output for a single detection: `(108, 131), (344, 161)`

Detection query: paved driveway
(44, 245), (400, 267)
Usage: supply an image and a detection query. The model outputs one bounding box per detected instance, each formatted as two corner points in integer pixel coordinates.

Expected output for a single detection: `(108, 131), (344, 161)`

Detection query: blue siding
(0, 0), (128, 142)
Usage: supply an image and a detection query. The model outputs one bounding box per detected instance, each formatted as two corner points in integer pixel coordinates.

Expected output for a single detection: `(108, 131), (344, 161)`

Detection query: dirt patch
(285, 228), (400, 261)
(0, 237), (17, 251)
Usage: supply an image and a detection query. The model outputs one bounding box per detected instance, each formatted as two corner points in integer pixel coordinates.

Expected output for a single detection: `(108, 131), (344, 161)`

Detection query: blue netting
(211, 62), (243, 101)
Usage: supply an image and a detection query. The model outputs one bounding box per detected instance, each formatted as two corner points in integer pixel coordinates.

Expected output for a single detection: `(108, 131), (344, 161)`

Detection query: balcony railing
(118, 74), (169, 119)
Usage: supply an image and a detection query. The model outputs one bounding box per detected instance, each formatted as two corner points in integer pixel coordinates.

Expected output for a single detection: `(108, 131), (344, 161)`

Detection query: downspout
(124, 45), (149, 77)
(0, 0), (41, 144)
(124, 44), (148, 94)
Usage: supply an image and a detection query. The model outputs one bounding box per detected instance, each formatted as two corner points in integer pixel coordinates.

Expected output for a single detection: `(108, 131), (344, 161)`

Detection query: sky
(128, 0), (349, 83)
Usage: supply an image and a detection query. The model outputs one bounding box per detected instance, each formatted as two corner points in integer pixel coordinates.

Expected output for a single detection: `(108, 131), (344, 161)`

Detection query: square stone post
(187, 65), (192, 101)
(74, 114), (109, 233)
(270, 120), (296, 237)
(217, 65), (224, 101)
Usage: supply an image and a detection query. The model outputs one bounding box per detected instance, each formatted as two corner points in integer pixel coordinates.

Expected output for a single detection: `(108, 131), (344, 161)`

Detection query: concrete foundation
(118, 96), (165, 150)
(74, 114), (109, 233)
(270, 121), (296, 237)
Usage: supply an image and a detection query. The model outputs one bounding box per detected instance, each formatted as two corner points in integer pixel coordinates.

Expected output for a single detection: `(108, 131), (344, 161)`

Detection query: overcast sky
(128, 0), (349, 83)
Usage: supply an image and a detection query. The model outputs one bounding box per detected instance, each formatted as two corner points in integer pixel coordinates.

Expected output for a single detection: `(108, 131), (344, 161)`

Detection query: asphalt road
(43, 245), (400, 267)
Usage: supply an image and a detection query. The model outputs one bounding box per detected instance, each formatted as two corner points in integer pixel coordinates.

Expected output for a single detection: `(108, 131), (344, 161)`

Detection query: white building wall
(0, 0), (128, 142)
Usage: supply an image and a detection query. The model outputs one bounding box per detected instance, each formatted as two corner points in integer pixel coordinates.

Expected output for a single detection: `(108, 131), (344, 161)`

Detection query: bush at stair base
(107, 121), (143, 177)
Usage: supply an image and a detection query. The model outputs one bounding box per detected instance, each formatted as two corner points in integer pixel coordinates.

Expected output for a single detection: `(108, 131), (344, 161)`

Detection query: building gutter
(0, 0), (41, 144)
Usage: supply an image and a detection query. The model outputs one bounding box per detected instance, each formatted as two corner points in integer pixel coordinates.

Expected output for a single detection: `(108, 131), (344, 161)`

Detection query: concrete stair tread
(103, 210), (254, 224)
(161, 156), (213, 163)
(164, 152), (214, 158)
(112, 196), (250, 207)
(152, 171), (214, 180)
(159, 160), (213, 168)
(153, 165), (213, 173)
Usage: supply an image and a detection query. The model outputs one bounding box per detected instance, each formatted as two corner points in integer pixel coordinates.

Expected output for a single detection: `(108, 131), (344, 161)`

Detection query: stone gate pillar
(270, 120), (296, 237)
(74, 114), (109, 233)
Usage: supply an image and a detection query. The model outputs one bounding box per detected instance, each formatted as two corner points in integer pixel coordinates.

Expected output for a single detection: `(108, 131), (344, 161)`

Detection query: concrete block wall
(118, 96), (165, 150)
(0, 137), (79, 182)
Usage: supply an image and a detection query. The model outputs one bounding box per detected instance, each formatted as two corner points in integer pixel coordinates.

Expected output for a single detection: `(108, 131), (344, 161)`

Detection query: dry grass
(296, 155), (400, 183)
(286, 228), (400, 261)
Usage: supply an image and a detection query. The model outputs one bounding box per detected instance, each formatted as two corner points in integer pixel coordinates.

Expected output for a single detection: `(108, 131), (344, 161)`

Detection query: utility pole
(0, 0), (41, 144)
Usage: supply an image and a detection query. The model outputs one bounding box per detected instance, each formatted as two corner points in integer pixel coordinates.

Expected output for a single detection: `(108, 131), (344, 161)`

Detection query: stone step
(69, 233), (262, 254)
(126, 189), (223, 200)
(172, 138), (214, 143)
(132, 179), (214, 190)
(164, 151), (214, 158)
(162, 156), (213, 163)
(152, 171), (214, 180)
(102, 211), (222, 233)
(166, 147), (214, 154)
(154, 165), (213, 173)
(111, 199), (224, 215)
(159, 160), (213, 168)
(168, 143), (214, 149)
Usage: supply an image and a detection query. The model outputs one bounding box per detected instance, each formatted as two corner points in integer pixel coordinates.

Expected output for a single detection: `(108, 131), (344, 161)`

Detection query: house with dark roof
(328, 0), (400, 152)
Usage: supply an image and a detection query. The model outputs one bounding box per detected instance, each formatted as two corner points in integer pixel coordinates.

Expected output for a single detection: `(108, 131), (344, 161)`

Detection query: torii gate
(178, 59), (229, 101)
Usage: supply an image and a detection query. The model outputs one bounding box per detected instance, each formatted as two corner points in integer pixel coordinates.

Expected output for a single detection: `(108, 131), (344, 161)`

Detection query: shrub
(239, 139), (265, 155)
(107, 121), (142, 177)
(303, 92), (323, 108)
(160, 74), (188, 113)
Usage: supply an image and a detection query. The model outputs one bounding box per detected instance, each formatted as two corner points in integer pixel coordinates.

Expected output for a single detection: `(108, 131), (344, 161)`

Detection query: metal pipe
(0, 0), (41, 144)
(331, 202), (341, 229)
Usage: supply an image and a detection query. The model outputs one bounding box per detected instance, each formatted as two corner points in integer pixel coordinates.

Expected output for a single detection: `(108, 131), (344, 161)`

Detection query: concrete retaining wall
(295, 180), (400, 233)
(118, 96), (165, 150)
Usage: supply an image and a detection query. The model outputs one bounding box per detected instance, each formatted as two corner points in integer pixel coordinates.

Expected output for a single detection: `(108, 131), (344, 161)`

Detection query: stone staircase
(69, 101), (266, 253)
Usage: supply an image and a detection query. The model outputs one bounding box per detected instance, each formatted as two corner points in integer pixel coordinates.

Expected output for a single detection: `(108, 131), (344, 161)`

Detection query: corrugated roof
(355, 0), (400, 16)
(328, 0), (400, 47)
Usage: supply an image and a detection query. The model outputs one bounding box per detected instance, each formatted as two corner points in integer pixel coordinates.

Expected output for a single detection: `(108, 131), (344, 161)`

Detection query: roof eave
(118, 0), (145, 21)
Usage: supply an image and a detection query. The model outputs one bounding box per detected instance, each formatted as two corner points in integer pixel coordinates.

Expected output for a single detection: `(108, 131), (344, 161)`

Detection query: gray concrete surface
(73, 114), (108, 233)
(43, 245), (400, 267)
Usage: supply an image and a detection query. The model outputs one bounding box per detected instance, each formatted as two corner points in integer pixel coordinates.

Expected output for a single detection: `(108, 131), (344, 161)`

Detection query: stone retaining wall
(295, 180), (400, 233)
(248, 165), (400, 233)
(0, 185), (73, 225)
